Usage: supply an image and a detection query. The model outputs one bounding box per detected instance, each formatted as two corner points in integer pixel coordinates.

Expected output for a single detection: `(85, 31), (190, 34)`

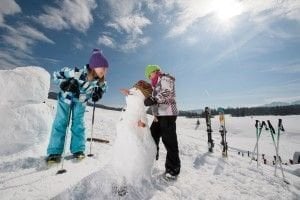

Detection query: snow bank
(0, 67), (50, 104)
(0, 67), (52, 156)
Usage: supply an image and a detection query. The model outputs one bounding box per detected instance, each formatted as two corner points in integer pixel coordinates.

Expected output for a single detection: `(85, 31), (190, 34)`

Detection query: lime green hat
(145, 64), (161, 79)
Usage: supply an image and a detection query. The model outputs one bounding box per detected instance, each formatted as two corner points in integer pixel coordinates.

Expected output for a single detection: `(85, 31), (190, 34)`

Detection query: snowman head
(125, 87), (145, 109)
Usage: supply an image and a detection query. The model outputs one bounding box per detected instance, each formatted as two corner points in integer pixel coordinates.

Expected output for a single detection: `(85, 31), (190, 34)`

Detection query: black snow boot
(46, 154), (61, 164)
(73, 151), (85, 160)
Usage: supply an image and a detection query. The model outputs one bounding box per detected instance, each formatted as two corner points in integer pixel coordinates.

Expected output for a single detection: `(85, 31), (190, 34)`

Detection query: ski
(205, 107), (214, 152)
(87, 137), (110, 143)
(218, 108), (228, 157)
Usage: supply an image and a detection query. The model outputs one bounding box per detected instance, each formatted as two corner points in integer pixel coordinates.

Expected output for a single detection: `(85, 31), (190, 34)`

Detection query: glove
(92, 87), (103, 102)
(60, 78), (80, 96)
(144, 96), (157, 106)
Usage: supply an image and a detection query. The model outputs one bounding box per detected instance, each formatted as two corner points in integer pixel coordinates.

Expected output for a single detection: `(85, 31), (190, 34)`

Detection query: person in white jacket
(144, 64), (181, 179)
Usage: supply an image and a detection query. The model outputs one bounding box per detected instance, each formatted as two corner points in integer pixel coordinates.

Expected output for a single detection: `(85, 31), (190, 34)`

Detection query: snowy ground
(0, 99), (299, 200)
(0, 67), (299, 200)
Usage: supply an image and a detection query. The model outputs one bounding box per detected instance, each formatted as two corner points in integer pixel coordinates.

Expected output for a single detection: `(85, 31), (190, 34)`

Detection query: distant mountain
(292, 100), (300, 105)
(264, 102), (290, 107)
(264, 100), (300, 107)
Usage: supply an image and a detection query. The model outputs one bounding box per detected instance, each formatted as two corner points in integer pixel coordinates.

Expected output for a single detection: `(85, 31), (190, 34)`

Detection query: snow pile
(0, 67), (50, 104)
(0, 67), (52, 156)
(112, 88), (156, 186)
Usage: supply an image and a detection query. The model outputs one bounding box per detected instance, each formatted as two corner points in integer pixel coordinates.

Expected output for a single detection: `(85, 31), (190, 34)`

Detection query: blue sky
(0, 0), (300, 110)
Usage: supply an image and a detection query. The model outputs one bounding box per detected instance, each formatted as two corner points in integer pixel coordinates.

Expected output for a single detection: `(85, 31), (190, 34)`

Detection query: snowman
(112, 80), (156, 189)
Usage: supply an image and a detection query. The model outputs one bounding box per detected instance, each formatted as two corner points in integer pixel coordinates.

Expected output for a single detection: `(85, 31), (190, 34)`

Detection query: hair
(86, 64), (92, 72)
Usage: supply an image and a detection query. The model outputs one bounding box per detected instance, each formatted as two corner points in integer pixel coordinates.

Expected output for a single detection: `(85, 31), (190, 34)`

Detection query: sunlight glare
(213, 0), (243, 22)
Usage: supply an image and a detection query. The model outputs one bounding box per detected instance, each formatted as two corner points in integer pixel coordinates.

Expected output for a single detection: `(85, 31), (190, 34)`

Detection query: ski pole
(250, 120), (260, 164)
(275, 119), (285, 178)
(88, 101), (96, 157)
(256, 120), (260, 167)
(57, 103), (72, 175)
(250, 121), (268, 166)
(267, 120), (288, 184)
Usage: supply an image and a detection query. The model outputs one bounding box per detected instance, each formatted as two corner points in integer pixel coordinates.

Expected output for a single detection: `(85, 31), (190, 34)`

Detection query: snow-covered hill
(0, 67), (299, 200)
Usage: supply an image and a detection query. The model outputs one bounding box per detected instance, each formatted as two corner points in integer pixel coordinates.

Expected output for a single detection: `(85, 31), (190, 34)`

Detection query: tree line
(48, 92), (300, 117)
(178, 104), (300, 118)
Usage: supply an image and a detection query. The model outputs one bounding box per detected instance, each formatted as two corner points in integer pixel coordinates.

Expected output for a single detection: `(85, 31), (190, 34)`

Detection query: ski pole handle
(261, 121), (269, 130)
(278, 119), (285, 132)
(255, 120), (259, 128)
(267, 120), (275, 134)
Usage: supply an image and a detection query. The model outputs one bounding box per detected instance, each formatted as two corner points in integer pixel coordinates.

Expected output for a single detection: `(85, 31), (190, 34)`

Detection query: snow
(112, 87), (156, 186)
(0, 67), (50, 105)
(0, 67), (52, 156)
(0, 67), (299, 199)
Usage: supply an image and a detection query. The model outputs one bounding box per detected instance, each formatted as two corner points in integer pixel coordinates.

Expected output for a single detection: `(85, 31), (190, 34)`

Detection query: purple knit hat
(89, 49), (109, 69)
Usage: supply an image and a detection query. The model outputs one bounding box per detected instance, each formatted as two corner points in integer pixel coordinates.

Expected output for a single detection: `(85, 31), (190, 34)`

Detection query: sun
(212, 0), (243, 22)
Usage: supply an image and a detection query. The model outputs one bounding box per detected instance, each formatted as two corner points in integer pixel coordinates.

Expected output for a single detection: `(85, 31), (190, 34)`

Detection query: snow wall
(0, 67), (52, 156)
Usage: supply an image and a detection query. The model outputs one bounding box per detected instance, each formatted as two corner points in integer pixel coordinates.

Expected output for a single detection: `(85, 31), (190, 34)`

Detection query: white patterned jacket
(152, 73), (178, 116)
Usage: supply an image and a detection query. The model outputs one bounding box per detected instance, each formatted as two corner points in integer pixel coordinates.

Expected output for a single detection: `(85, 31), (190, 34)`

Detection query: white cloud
(2, 25), (54, 51)
(165, 0), (217, 38)
(0, 1), (55, 70)
(97, 33), (150, 52)
(18, 25), (54, 44)
(146, 0), (176, 11)
(260, 62), (300, 73)
(97, 35), (116, 48)
(36, 0), (97, 32)
(106, 14), (151, 35)
(73, 38), (84, 50)
(0, 0), (21, 24)
(103, 0), (152, 51)
(240, 0), (300, 23)
(185, 36), (199, 46)
(0, 49), (35, 69)
(120, 35), (150, 51)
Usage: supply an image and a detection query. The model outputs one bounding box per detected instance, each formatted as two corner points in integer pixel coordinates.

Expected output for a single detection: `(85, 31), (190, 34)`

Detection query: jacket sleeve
(154, 76), (176, 104)
(53, 67), (76, 85)
(85, 81), (108, 100)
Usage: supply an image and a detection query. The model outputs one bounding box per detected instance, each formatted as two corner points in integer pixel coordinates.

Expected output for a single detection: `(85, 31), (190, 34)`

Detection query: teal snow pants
(47, 96), (86, 155)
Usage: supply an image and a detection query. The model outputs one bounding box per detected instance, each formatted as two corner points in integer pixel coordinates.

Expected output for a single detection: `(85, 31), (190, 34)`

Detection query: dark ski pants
(150, 116), (181, 175)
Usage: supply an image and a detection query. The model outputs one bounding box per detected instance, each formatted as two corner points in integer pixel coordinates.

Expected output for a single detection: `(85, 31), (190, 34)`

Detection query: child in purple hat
(46, 49), (109, 163)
